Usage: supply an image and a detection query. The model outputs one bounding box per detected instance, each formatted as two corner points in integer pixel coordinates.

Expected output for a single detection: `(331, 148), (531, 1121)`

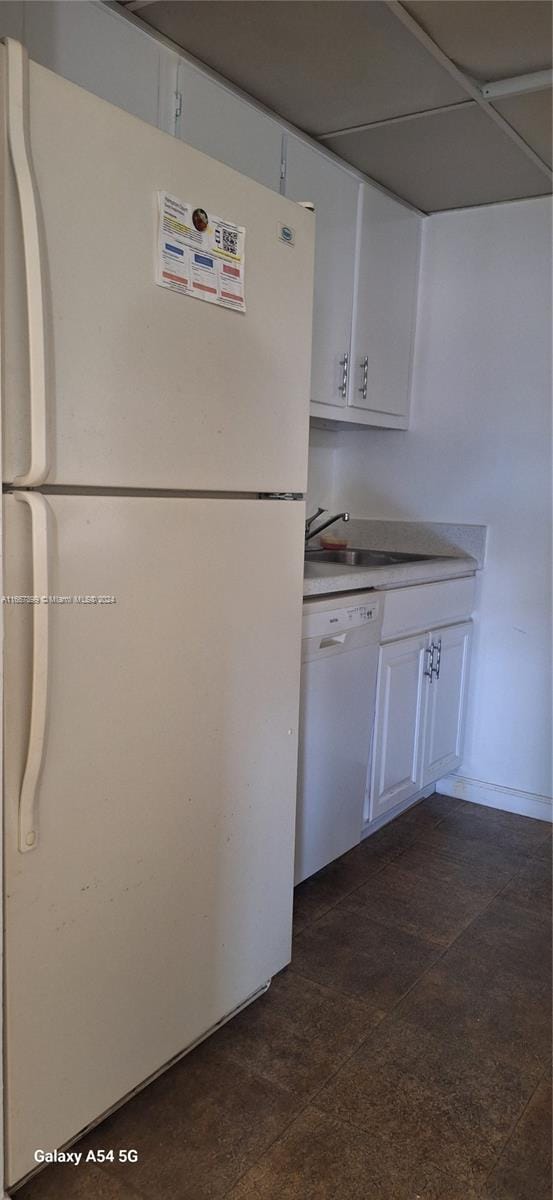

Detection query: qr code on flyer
(221, 227), (239, 256)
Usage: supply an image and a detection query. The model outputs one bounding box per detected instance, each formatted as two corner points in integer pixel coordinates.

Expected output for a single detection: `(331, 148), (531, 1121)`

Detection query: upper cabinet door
(22, 0), (162, 127)
(349, 183), (421, 427)
(284, 135), (359, 410)
(177, 61), (283, 191)
(1, 51), (314, 491)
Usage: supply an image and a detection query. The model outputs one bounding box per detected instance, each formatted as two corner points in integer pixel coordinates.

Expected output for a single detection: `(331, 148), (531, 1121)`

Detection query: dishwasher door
(295, 594), (381, 885)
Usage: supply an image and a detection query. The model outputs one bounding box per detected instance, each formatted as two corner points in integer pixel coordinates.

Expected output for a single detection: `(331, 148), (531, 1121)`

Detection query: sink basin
(305, 547), (440, 567)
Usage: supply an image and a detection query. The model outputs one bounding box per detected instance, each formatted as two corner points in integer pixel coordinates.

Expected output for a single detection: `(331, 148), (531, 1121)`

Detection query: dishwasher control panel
(303, 598), (380, 639)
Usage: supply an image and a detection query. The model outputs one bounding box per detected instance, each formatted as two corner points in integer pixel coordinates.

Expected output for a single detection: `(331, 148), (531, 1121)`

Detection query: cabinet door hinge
(174, 91), (183, 121)
(279, 133), (287, 195)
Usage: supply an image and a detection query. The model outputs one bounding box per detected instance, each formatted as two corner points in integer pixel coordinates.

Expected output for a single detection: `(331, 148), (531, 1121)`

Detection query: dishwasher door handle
(320, 633), (347, 648)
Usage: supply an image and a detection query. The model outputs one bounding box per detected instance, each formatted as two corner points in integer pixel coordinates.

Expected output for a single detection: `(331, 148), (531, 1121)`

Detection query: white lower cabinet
(369, 633), (428, 819)
(369, 620), (473, 822)
(421, 622), (472, 787)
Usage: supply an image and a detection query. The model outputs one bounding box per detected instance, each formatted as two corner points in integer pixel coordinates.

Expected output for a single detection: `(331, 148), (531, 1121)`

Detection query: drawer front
(381, 576), (476, 641)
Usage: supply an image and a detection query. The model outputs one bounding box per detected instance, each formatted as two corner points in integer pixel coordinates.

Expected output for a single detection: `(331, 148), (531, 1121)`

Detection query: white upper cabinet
(285, 137), (421, 429)
(349, 183), (422, 427)
(177, 61), (283, 191)
(21, 1), (163, 128)
(284, 135), (359, 411)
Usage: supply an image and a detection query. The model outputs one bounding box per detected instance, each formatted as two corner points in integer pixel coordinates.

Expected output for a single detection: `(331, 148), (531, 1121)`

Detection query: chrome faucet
(305, 509), (350, 546)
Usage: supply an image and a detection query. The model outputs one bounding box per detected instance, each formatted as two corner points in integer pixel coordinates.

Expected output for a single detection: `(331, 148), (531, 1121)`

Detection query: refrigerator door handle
(14, 491), (50, 852)
(6, 39), (49, 486)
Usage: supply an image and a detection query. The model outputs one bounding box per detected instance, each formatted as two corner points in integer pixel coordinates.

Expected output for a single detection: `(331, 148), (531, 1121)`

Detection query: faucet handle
(305, 506), (326, 533)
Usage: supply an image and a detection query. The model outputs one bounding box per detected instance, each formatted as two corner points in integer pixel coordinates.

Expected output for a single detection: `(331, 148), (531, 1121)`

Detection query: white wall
(306, 426), (338, 517)
(326, 196), (552, 803)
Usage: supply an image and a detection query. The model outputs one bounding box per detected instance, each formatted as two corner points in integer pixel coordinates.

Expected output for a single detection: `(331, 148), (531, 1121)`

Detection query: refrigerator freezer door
(3, 493), (304, 1186)
(1, 43), (314, 491)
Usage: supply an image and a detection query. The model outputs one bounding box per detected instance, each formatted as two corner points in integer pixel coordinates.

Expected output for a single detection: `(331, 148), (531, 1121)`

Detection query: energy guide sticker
(155, 192), (246, 312)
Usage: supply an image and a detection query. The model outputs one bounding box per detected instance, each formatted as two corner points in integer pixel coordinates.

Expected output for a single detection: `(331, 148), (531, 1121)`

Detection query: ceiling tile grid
(322, 103), (552, 212)
(124, 0), (553, 212)
(492, 90), (552, 169)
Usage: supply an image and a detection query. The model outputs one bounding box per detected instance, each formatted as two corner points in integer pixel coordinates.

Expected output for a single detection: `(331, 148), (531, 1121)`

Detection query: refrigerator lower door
(1, 43), (313, 492)
(3, 494), (304, 1186)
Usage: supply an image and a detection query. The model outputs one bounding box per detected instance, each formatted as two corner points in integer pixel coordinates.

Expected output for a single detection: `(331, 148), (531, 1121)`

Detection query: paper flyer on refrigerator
(156, 192), (246, 312)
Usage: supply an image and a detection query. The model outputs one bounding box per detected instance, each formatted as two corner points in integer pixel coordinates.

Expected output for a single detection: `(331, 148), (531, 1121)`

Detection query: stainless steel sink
(305, 547), (440, 567)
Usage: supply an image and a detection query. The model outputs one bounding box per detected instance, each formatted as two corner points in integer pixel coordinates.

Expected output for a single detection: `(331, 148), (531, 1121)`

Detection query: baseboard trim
(436, 774), (553, 823)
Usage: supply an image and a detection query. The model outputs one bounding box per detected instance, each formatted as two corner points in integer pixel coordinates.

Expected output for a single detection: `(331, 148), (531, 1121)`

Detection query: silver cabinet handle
(7, 40), (49, 486)
(14, 491), (50, 852)
(432, 638), (442, 681)
(338, 352), (349, 399)
(424, 646), (433, 679)
(358, 356), (368, 400)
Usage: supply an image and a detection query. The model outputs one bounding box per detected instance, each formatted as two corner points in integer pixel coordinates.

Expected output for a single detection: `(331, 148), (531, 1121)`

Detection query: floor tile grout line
(216, 1061), (359, 1199)
(278, 853), (549, 1191)
(293, 795), (481, 934)
(85, 801), (551, 1200)
(301, 862), (551, 1180)
(120, 818), (550, 1200)
(298, 854), (537, 1086)
(293, 856), (390, 931)
(196, 863), (547, 1197)
(217, 998), (405, 1198)
(290, 806), (543, 1075)
(285, 964), (387, 1024)
(297, 849), (534, 962)
(293, 804), (460, 933)
(380, 866), (529, 1013)
(215, 816), (466, 1200)
(480, 1066), (549, 1190)
(222, 891), (470, 1194)
(304, 1099), (492, 1188)
(219, 884), (508, 1200)
(69, 819), (478, 1198)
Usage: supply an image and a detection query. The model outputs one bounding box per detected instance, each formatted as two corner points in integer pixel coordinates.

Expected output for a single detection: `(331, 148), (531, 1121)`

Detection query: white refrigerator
(0, 40), (314, 1187)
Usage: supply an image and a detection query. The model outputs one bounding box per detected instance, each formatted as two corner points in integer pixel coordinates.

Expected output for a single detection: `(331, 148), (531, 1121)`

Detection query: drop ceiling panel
(134, 0), (467, 134)
(493, 90), (553, 168)
(404, 1), (552, 79)
(323, 104), (552, 212)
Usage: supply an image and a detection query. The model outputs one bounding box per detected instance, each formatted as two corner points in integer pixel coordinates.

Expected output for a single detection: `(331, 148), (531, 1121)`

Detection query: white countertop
(303, 554), (478, 597)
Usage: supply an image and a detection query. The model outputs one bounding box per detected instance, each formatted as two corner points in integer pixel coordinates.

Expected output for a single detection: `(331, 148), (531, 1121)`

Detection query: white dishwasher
(295, 591), (382, 885)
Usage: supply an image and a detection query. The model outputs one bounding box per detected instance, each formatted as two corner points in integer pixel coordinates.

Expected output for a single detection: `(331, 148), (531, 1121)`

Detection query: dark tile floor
(17, 795), (552, 1200)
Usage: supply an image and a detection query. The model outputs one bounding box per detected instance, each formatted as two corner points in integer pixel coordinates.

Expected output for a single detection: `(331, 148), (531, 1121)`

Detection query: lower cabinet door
(421, 622), (473, 786)
(369, 634), (427, 820)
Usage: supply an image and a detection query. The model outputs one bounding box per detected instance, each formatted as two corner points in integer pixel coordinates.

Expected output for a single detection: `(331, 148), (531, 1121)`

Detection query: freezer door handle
(6, 40), (49, 486)
(14, 491), (50, 851)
